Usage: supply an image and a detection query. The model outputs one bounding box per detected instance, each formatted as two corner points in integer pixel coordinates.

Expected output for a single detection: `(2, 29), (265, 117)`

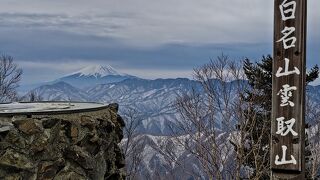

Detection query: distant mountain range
(22, 65), (200, 135)
(20, 64), (320, 179)
(21, 65), (320, 133)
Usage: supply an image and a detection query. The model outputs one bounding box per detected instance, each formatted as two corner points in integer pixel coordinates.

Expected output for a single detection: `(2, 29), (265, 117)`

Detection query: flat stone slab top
(0, 102), (108, 115)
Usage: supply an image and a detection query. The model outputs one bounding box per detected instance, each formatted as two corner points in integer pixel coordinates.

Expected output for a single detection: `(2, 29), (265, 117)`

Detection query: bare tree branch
(0, 55), (22, 102)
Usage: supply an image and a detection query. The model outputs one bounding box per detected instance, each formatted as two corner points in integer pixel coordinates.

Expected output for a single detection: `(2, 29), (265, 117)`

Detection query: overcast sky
(0, 0), (319, 84)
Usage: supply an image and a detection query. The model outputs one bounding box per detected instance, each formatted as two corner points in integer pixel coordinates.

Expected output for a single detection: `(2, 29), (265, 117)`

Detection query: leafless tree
(120, 107), (145, 180)
(28, 91), (43, 102)
(163, 54), (269, 179)
(305, 94), (320, 179)
(0, 55), (22, 103)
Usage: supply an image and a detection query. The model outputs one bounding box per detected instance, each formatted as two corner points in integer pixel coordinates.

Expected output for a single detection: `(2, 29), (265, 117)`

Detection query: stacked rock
(0, 102), (125, 180)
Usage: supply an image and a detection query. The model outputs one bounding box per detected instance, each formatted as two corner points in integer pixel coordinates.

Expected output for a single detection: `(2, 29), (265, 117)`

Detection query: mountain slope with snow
(25, 77), (200, 135)
(87, 78), (201, 135)
(122, 132), (236, 179)
(23, 81), (90, 102)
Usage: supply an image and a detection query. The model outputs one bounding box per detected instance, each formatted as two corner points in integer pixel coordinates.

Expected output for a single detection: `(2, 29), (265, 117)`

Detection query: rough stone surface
(0, 103), (125, 180)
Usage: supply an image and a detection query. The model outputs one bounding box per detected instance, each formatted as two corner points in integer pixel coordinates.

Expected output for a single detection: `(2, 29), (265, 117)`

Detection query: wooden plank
(271, 0), (306, 178)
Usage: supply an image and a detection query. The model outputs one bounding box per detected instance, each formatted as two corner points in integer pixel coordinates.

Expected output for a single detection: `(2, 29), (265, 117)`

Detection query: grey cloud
(0, 12), (129, 37)
(0, 26), (271, 67)
(0, 1), (275, 45)
(0, 0), (318, 46)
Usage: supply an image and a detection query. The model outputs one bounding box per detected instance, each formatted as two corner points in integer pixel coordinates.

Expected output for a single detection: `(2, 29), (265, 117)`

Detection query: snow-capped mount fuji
(55, 65), (136, 89)
(67, 65), (127, 77)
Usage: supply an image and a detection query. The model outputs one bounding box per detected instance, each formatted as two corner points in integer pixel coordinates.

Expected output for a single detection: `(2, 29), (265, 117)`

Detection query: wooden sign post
(271, 0), (306, 179)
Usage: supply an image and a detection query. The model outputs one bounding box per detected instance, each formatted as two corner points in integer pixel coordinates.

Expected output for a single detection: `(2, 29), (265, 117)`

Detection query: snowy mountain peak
(54, 65), (136, 89)
(70, 65), (126, 77)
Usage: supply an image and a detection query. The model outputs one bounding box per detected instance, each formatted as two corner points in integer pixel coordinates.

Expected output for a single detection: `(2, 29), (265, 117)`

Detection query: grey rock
(0, 125), (12, 132)
(0, 104), (125, 179)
